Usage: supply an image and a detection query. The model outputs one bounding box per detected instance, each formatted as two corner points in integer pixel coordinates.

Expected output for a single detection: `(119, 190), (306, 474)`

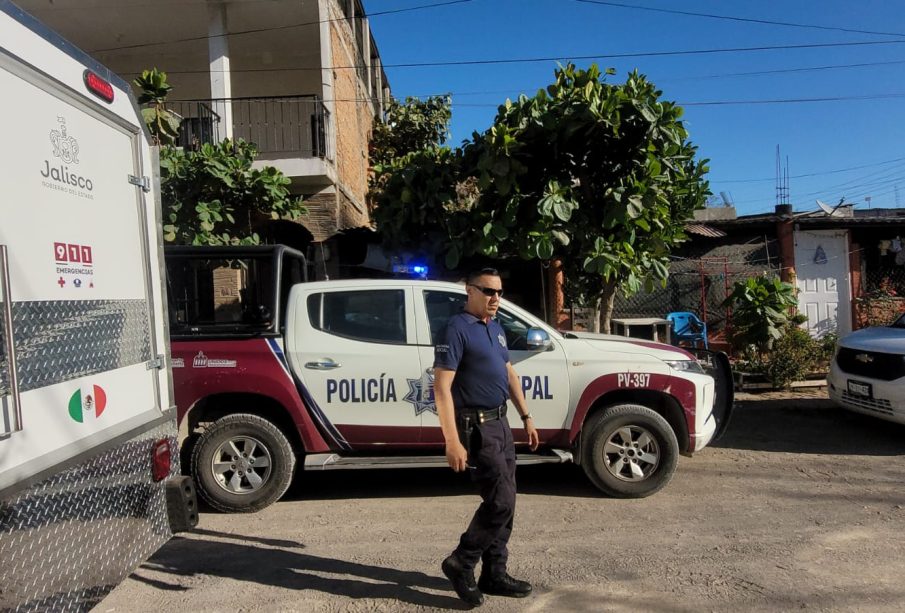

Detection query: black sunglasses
(469, 284), (504, 297)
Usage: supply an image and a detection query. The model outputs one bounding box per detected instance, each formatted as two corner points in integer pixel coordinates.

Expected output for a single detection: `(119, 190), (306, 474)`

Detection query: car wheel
(581, 403), (679, 498)
(191, 413), (296, 513)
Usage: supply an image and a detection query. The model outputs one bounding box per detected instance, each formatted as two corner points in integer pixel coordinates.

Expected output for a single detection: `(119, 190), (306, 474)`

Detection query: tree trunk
(547, 259), (567, 329)
(591, 298), (602, 333)
(598, 281), (618, 334)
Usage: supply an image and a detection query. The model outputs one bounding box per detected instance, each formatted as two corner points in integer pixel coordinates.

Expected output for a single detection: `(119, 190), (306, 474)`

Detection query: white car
(828, 314), (905, 424)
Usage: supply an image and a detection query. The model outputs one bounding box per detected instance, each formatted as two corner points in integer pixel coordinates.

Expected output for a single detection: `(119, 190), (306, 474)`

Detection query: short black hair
(466, 267), (500, 284)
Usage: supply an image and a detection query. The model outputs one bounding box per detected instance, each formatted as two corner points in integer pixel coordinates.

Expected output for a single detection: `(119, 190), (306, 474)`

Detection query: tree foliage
(136, 68), (306, 246)
(161, 139), (306, 245)
(722, 275), (798, 353)
(370, 66), (710, 330)
(370, 95), (477, 264)
(134, 68), (181, 146)
(369, 95), (452, 169)
(466, 64), (710, 329)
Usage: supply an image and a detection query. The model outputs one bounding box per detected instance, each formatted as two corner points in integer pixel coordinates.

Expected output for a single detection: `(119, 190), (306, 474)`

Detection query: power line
(714, 156), (905, 184)
(90, 0), (474, 53)
(658, 59), (905, 83)
(573, 0), (905, 39)
(122, 55), (905, 106)
(446, 92), (905, 108)
(682, 92), (905, 106)
(123, 39), (905, 74)
(373, 40), (905, 70)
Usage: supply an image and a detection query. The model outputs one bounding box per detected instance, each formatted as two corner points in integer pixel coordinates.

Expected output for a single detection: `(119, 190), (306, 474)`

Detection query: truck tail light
(152, 438), (172, 482)
(83, 70), (114, 103)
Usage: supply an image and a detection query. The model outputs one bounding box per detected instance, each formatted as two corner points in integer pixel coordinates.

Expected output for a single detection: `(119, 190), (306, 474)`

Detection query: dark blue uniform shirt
(434, 311), (510, 410)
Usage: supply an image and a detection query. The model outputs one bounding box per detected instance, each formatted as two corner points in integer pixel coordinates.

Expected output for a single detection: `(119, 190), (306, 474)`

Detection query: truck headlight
(664, 359), (705, 374)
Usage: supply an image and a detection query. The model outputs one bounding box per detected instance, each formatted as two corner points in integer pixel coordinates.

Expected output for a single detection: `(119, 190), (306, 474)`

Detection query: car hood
(564, 331), (697, 360)
(839, 326), (905, 353)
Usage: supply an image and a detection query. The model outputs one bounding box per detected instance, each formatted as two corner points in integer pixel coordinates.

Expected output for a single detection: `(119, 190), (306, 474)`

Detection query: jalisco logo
(41, 116), (94, 192)
(68, 384), (107, 423)
(192, 351), (237, 368)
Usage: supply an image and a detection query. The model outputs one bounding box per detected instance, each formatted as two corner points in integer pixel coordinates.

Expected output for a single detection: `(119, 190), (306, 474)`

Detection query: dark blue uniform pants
(454, 418), (517, 577)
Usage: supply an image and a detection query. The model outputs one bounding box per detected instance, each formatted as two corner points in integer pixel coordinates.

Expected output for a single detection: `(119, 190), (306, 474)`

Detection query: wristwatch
(520, 413), (533, 422)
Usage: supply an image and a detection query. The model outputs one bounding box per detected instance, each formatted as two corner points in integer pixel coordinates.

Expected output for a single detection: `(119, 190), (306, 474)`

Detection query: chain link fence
(610, 239), (782, 338)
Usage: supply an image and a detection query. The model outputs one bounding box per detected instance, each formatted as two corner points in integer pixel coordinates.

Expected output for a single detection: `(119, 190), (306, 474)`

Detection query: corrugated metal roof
(685, 223), (727, 238)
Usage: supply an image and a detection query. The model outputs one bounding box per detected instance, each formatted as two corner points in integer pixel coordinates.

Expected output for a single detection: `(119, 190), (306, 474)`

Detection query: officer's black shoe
(442, 555), (484, 607)
(477, 572), (532, 598)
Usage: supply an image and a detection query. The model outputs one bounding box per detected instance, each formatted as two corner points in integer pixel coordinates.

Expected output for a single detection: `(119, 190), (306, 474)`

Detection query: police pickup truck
(166, 245), (732, 512)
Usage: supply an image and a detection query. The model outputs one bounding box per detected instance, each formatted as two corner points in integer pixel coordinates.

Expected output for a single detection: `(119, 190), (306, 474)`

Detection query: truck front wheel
(191, 413), (296, 513)
(581, 404), (679, 498)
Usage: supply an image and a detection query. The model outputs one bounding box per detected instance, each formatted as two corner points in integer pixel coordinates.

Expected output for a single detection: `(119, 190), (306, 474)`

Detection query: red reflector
(152, 439), (172, 482)
(83, 70), (114, 103)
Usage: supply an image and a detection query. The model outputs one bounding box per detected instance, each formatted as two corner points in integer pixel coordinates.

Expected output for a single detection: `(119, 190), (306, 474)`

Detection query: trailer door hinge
(146, 354), (165, 370)
(128, 174), (151, 192)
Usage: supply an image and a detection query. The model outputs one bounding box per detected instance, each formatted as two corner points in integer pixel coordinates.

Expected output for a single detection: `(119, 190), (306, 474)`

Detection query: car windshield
(891, 313), (905, 328)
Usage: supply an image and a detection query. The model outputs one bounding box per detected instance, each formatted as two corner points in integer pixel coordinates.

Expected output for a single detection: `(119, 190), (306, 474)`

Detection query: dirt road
(98, 394), (905, 612)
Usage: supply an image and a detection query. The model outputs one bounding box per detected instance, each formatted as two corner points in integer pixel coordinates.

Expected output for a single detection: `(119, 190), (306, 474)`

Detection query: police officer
(434, 268), (539, 607)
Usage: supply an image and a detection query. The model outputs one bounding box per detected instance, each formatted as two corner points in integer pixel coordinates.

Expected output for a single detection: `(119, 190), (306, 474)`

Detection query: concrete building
(20, 0), (390, 275)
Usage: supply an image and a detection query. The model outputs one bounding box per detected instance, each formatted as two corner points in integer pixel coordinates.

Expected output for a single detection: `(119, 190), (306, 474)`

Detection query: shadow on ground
(715, 397), (905, 455)
(279, 463), (598, 503)
(133, 530), (468, 609)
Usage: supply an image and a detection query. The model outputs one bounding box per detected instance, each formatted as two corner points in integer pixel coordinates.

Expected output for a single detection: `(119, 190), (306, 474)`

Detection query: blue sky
(365, 0), (905, 216)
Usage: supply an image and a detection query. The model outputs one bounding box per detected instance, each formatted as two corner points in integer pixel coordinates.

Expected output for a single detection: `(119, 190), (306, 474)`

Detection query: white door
(285, 285), (424, 447)
(794, 229), (851, 336)
(0, 61), (163, 491)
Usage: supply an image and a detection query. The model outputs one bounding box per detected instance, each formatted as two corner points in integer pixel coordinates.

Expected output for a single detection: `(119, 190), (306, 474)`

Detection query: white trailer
(0, 2), (196, 610)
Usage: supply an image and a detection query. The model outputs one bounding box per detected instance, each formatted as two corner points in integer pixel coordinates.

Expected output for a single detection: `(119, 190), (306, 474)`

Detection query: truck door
(416, 289), (570, 445)
(0, 58), (164, 491)
(285, 285), (424, 447)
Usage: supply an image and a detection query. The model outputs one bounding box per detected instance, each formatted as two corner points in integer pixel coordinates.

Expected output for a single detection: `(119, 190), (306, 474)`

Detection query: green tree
(369, 95), (452, 169)
(370, 95), (477, 264)
(464, 64), (710, 331)
(161, 139), (306, 245)
(722, 275), (798, 354)
(134, 68), (181, 146)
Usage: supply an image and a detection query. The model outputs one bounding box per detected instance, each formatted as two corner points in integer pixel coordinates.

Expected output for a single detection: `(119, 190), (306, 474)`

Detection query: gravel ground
(97, 391), (905, 612)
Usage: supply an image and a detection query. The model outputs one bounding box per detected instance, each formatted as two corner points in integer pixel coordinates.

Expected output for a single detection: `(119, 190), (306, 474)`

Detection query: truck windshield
(166, 255), (276, 335)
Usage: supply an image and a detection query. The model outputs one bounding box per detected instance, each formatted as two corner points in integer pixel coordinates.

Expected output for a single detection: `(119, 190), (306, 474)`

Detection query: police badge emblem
(498, 333), (506, 347)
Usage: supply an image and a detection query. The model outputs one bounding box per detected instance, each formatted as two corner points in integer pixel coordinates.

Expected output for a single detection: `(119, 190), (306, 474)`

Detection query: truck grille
(840, 391), (894, 416)
(836, 347), (905, 381)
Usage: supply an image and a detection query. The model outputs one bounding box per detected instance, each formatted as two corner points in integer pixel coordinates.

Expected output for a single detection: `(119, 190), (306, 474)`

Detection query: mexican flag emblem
(68, 384), (107, 423)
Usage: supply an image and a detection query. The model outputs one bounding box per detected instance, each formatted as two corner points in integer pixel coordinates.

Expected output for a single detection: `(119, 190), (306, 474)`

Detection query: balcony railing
(168, 95), (330, 159)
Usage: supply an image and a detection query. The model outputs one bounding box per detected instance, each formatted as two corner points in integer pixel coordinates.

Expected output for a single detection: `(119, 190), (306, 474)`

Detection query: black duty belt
(456, 404), (507, 424)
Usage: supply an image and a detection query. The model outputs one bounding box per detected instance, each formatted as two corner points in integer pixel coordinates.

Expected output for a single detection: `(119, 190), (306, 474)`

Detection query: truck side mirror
(526, 327), (552, 351)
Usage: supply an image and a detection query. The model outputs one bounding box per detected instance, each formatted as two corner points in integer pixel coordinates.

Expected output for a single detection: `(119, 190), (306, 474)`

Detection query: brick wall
(328, 3), (373, 228)
(212, 267), (242, 322)
(298, 190), (339, 242)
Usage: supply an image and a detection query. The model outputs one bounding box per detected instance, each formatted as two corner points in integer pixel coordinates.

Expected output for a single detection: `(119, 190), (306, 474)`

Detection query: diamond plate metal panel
(0, 419), (177, 612)
(0, 300), (151, 398)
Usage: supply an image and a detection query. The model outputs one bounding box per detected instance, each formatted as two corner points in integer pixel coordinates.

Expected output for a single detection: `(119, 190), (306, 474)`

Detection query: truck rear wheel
(581, 404), (678, 498)
(191, 413), (296, 513)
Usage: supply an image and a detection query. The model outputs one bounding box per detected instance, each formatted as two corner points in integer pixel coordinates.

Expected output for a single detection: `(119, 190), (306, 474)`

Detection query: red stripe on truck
(172, 339), (332, 453)
(568, 373), (696, 444)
